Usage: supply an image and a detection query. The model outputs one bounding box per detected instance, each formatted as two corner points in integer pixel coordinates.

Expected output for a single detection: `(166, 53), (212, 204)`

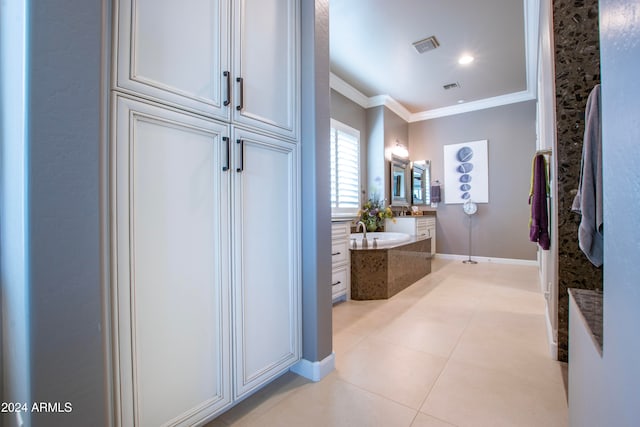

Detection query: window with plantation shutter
(330, 119), (360, 216)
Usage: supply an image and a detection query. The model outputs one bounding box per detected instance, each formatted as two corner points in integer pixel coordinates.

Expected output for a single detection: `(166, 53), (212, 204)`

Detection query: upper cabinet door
(114, 0), (231, 121)
(232, 0), (299, 140)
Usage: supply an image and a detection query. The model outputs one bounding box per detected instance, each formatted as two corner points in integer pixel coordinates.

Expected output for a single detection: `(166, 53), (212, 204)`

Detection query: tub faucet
(356, 221), (368, 248)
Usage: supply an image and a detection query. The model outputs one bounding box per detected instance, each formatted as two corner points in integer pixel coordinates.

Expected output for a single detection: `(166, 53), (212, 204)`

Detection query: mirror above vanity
(390, 155), (410, 206)
(411, 160), (431, 206)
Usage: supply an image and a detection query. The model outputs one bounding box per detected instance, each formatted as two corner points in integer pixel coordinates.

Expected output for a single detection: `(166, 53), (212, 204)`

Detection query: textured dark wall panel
(553, 0), (602, 362)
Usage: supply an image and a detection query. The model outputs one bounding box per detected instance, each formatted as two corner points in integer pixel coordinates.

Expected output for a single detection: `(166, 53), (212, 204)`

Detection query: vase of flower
(358, 193), (393, 232)
(365, 218), (379, 232)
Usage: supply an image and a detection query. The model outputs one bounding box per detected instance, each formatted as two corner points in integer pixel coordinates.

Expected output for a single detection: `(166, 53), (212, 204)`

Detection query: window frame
(330, 118), (361, 218)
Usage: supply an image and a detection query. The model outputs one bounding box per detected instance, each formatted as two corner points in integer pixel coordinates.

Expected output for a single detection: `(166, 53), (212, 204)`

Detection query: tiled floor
(209, 259), (568, 427)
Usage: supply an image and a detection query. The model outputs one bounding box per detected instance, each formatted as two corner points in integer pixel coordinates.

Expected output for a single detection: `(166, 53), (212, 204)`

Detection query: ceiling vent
(412, 36), (440, 54)
(443, 82), (461, 90)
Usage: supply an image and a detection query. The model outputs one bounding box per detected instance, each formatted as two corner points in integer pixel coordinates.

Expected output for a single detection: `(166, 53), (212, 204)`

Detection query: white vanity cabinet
(111, 1), (301, 424)
(331, 221), (351, 302)
(386, 216), (436, 256)
(114, 0), (299, 140)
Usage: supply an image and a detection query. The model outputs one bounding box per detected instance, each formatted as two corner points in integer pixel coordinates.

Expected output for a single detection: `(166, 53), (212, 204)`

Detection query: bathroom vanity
(331, 221), (351, 302)
(350, 236), (431, 300)
(385, 216), (436, 256)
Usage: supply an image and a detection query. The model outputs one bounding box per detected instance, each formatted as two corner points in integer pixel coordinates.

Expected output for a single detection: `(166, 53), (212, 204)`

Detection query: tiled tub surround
(568, 288), (603, 351)
(350, 237), (431, 300)
(553, 0), (602, 362)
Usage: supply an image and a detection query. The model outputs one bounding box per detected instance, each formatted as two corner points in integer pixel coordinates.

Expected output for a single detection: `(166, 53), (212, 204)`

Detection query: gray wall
(331, 90), (367, 137)
(301, 0), (332, 363)
(366, 106), (385, 199)
(26, 0), (109, 425)
(383, 107), (409, 205)
(365, 106), (409, 203)
(331, 89), (368, 203)
(410, 101), (538, 260)
(1, 2), (30, 426)
(589, 0), (640, 422)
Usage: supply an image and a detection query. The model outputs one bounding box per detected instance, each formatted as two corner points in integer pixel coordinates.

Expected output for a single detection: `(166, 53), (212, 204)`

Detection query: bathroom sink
(349, 231), (411, 249)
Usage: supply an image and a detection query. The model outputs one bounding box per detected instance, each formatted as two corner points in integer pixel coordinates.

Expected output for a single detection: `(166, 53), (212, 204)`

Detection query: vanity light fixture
(392, 141), (409, 158)
(458, 54), (474, 65)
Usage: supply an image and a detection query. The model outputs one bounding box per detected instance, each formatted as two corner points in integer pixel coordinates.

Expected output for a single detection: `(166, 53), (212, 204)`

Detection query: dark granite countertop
(568, 288), (603, 353)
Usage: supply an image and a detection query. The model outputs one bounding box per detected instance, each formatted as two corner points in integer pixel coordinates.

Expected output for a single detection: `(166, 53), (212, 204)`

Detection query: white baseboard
(290, 352), (335, 382)
(434, 253), (538, 266)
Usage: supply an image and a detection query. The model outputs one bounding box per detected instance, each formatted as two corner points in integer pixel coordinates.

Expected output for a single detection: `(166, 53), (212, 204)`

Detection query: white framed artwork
(443, 140), (489, 204)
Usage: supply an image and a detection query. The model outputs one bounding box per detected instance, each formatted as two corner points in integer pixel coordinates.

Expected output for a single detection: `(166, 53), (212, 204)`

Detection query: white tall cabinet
(114, 0), (298, 139)
(111, 1), (300, 425)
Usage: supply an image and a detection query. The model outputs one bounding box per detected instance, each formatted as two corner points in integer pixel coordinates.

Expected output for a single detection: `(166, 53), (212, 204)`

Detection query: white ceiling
(329, 0), (539, 121)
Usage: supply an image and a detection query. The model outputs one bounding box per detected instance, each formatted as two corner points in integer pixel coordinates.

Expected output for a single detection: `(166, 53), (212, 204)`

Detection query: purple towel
(529, 154), (550, 250)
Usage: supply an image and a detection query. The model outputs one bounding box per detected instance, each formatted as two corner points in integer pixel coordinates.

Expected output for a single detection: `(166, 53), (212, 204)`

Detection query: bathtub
(349, 231), (411, 249)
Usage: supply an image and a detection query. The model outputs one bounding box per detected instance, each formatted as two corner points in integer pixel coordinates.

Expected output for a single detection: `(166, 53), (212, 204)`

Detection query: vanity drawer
(331, 266), (348, 297)
(331, 222), (350, 238)
(331, 240), (349, 265)
(416, 223), (429, 237)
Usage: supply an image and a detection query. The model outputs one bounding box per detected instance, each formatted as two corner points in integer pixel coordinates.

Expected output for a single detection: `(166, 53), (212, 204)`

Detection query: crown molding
(329, 73), (369, 108)
(368, 95), (412, 122)
(409, 89), (535, 121)
(330, 72), (536, 122)
(329, 0), (540, 122)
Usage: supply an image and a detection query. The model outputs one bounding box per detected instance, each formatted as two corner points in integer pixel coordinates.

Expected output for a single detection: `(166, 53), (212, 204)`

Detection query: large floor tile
(335, 336), (447, 409)
(421, 360), (568, 427)
(450, 310), (563, 386)
(209, 260), (567, 427)
(236, 374), (417, 427)
(213, 372), (311, 426)
(374, 311), (467, 358)
(411, 412), (458, 427)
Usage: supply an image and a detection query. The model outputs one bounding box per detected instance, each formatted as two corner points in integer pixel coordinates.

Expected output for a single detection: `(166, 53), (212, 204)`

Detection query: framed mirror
(390, 155), (410, 206)
(411, 160), (431, 205)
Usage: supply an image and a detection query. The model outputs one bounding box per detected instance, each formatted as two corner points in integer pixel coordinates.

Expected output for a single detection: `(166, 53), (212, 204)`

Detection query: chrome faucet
(356, 221), (368, 248)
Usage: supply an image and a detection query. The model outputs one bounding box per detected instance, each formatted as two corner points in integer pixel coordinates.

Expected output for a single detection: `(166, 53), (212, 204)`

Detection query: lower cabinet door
(232, 127), (301, 398)
(113, 95), (231, 426)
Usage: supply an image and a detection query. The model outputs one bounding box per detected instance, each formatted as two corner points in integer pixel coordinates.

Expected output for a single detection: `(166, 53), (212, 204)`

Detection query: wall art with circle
(443, 140), (489, 204)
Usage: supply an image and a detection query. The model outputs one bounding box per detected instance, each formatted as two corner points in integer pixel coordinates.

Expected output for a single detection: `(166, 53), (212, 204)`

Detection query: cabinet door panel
(114, 96), (231, 426)
(233, 0), (298, 139)
(115, 0), (230, 120)
(232, 128), (300, 398)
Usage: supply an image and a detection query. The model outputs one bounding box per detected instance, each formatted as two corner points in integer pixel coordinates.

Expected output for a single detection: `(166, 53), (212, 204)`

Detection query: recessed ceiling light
(458, 55), (474, 65)
(457, 99), (465, 104)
